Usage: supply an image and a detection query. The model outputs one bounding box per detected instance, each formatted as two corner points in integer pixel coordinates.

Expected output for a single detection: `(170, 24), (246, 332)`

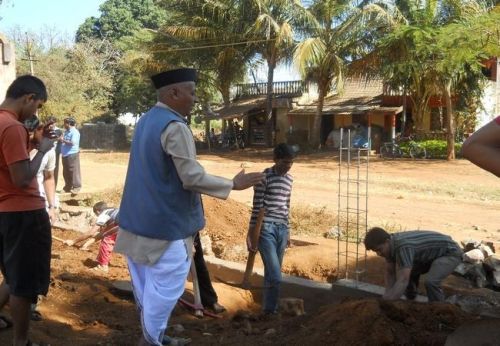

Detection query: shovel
(216, 208), (266, 290)
(241, 207), (265, 288)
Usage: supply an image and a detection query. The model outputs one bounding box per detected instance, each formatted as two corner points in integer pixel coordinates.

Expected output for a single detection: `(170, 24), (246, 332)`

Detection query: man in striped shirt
(247, 143), (296, 314)
(364, 227), (462, 302)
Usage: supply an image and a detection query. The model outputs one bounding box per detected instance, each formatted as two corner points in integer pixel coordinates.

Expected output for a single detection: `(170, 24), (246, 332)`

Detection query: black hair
(64, 117), (76, 126)
(93, 201), (108, 214)
(6, 75), (48, 101)
(273, 143), (297, 160)
(364, 227), (391, 250)
(46, 115), (57, 123)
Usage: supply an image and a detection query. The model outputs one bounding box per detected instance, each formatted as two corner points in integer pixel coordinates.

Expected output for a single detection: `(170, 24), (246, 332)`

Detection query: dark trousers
(62, 152), (81, 191)
(193, 232), (217, 307)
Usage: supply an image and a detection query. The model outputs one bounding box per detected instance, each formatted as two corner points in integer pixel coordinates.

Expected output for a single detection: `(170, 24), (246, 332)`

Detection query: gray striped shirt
(389, 231), (462, 268)
(250, 166), (293, 226)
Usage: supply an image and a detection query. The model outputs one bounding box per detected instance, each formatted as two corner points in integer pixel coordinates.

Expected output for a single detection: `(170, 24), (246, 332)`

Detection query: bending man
(364, 227), (462, 302)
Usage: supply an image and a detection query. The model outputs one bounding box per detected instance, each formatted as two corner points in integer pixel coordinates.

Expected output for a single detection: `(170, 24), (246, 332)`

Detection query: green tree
(113, 30), (158, 117)
(376, 0), (496, 159)
(10, 30), (116, 123)
(432, 8), (500, 159)
(76, 0), (168, 119)
(294, 0), (397, 148)
(76, 0), (166, 42)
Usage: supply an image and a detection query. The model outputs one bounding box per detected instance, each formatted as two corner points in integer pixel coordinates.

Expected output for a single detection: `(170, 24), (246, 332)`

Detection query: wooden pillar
(391, 113), (396, 140)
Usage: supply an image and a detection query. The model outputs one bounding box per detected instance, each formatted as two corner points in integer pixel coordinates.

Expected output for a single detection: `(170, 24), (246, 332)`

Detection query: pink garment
(96, 232), (118, 266)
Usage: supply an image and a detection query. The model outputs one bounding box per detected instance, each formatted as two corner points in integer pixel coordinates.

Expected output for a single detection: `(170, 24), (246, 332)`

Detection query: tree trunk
(444, 80), (455, 160)
(266, 61), (276, 146)
(413, 99), (427, 132)
(310, 87), (326, 149)
(205, 119), (211, 151)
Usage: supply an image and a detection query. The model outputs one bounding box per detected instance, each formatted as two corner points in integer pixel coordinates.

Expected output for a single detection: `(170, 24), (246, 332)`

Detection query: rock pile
(454, 239), (500, 289)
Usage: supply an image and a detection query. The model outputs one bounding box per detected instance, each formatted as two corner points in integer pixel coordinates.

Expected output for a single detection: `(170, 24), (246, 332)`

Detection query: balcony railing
(234, 80), (308, 99)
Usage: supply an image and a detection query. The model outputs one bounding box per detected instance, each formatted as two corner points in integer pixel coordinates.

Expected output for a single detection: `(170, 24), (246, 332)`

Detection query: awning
(289, 104), (403, 116)
(203, 96), (266, 120)
(203, 96), (291, 120)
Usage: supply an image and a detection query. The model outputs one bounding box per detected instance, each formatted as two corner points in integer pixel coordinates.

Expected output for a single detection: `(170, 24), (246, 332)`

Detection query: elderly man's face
(168, 81), (197, 117)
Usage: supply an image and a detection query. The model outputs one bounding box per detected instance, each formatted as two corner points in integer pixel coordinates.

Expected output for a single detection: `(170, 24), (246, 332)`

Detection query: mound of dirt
(202, 196), (252, 261)
(281, 298), (476, 346)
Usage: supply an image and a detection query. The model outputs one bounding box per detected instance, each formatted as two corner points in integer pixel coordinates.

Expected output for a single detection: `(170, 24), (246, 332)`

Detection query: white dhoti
(127, 239), (191, 345)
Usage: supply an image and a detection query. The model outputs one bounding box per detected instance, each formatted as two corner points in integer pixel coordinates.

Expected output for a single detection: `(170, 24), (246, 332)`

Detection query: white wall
(0, 34), (16, 102)
(477, 60), (500, 129)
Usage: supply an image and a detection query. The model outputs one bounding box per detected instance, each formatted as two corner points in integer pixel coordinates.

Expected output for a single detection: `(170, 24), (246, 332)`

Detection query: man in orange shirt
(0, 75), (54, 346)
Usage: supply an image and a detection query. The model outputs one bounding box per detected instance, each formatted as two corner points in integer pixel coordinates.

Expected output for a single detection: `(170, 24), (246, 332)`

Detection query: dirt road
(80, 150), (500, 242)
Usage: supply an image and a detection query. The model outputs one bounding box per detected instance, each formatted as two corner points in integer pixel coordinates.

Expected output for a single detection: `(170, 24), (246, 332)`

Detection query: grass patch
(290, 205), (336, 236)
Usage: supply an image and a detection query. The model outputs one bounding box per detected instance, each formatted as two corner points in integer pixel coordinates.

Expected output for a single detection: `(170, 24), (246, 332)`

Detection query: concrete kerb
(204, 256), (392, 314)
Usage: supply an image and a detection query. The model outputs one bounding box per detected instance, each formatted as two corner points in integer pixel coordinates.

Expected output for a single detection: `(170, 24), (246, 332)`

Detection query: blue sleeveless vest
(119, 106), (205, 240)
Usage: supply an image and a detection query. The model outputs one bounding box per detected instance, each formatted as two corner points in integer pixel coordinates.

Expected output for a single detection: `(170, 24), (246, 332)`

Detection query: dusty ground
(1, 149), (499, 345)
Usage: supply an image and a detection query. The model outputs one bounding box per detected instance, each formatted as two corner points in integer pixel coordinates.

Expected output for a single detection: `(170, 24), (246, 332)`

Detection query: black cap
(151, 68), (197, 89)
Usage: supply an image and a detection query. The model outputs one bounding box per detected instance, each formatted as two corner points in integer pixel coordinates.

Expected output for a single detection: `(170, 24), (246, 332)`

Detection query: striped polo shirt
(389, 231), (462, 268)
(250, 166), (293, 227)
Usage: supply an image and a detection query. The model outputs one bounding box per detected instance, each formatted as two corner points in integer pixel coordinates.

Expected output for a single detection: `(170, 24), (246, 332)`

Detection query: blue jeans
(258, 221), (289, 313)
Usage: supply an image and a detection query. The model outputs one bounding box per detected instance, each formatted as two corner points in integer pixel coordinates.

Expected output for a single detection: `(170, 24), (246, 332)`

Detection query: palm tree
(294, 0), (398, 148)
(153, 0), (252, 107)
(245, 0), (317, 145)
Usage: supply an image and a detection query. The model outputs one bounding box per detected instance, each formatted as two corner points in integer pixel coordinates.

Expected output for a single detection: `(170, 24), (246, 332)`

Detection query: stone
(479, 244), (494, 258)
(447, 294), (500, 319)
(491, 271), (500, 288)
(200, 233), (214, 256)
(324, 226), (341, 239)
(453, 262), (475, 276)
(484, 256), (500, 272)
(461, 239), (481, 252)
(463, 249), (485, 264)
(264, 328), (276, 336)
(279, 297), (305, 316)
(169, 324), (185, 334)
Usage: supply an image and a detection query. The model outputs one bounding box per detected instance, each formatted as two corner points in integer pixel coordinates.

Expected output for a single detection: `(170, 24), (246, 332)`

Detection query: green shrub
(420, 140), (462, 159)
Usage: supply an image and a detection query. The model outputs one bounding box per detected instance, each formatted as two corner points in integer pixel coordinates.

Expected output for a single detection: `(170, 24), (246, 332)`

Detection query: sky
(0, 0), (104, 39)
(0, 0), (299, 82)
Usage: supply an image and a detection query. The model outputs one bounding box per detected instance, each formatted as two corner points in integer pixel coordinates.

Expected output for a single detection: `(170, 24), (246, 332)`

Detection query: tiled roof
(290, 78), (384, 115)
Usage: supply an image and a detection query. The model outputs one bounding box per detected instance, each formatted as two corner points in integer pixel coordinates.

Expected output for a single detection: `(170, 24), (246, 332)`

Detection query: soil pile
(281, 298), (475, 346)
(202, 196), (251, 261)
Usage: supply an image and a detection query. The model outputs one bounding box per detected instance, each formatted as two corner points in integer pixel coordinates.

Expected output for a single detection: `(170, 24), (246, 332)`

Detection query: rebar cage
(336, 128), (370, 285)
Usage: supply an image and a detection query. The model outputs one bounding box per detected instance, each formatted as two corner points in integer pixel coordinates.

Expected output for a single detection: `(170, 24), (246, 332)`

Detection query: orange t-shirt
(0, 109), (45, 211)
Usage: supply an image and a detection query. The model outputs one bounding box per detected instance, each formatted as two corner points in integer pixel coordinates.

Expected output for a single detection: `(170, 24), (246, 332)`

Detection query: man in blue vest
(115, 68), (264, 346)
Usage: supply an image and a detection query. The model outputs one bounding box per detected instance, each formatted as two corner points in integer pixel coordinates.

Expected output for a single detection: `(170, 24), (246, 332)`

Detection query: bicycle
(380, 136), (427, 159)
(380, 141), (403, 159)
